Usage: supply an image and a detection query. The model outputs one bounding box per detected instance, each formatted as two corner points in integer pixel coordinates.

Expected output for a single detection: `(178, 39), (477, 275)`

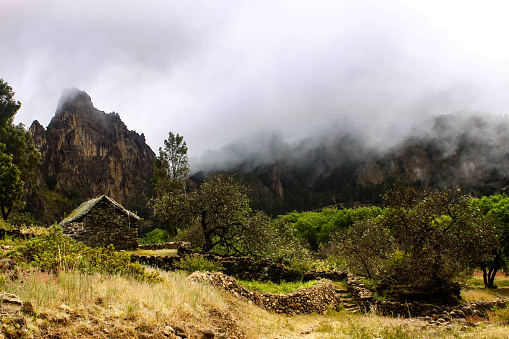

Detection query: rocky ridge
(28, 89), (155, 222)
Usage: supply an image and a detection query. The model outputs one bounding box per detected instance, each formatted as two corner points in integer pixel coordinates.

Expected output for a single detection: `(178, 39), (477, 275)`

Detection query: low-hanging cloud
(1, 0), (508, 163)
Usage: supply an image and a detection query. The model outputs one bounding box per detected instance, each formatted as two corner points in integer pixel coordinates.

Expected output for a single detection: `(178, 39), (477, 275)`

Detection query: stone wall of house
(63, 200), (138, 250)
(188, 272), (340, 314)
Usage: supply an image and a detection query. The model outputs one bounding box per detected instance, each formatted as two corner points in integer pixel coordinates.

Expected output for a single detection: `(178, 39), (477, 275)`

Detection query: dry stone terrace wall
(188, 272), (340, 315)
(131, 247), (347, 282)
(347, 274), (508, 319)
(131, 252), (293, 282)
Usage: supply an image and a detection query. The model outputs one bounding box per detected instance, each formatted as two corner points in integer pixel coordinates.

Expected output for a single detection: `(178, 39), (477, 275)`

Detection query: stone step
(341, 304), (358, 309)
(339, 297), (355, 303)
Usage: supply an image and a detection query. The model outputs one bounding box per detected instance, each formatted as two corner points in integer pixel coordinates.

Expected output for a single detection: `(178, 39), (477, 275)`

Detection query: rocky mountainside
(23, 89), (509, 222)
(28, 89), (155, 222)
(195, 112), (509, 216)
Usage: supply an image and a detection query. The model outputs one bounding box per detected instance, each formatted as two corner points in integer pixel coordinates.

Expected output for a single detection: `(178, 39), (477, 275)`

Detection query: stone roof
(59, 195), (140, 226)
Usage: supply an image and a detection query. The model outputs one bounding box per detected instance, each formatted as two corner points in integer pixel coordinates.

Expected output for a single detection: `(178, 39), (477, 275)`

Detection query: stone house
(59, 195), (139, 250)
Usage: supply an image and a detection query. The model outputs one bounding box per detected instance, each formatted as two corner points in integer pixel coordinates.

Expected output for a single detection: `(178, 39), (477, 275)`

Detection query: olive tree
(150, 132), (254, 252)
(383, 187), (496, 289)
(335, 187), (497, 292)
(195, 172), (251, 252)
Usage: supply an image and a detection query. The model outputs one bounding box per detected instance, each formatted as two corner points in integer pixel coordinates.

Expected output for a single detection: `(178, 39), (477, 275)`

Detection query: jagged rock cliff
(29, 89), (155, 222)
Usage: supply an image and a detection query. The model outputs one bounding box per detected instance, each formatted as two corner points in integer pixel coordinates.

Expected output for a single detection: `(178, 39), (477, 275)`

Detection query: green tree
(380, 187), (496, 290)
(0, 79), (21, 126)
(0, 79), (41, 220)
(153, 131), (189, 191)
(0, 150), (24, 220)
(335, 187), (497, 294)
(150, 132), (193, 235)
(474, 193), (509, 288)
(196, 172), (251, 252)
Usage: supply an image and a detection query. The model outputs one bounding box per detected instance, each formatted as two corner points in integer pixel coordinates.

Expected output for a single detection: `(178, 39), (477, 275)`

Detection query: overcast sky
(1, 0), (508, 157)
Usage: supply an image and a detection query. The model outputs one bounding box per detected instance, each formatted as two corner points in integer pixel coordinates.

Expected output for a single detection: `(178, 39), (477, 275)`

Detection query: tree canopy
(0, 79), (40, 220)
(329, 187), (497, 295)
(474, 193), (509, 288)
(195, 172), (251, 252)
(150, 131), (193, 235)
(0, 79), (21, 127)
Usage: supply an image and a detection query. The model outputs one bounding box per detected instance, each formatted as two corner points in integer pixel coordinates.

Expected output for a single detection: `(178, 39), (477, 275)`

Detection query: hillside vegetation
(2, 225), (509, 338)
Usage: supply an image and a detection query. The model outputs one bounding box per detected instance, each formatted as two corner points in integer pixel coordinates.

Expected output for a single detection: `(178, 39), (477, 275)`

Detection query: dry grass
(4, 267), (509, 338)
(462, 274), (509, 301)
(4, 234), (509, 339)
(0, 267), (315, 338)
(126, 249), (178, 256)
(312, 311), (509, 339)
(1, 268), (237, 338)
(461, 288), (499, 301)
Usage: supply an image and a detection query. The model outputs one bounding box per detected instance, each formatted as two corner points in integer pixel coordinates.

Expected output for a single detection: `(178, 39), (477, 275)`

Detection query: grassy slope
(2, 234), (509, 338)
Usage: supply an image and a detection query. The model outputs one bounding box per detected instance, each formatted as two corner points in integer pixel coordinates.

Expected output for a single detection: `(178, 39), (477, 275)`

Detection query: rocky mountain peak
(56, 88), (93, 112)
(29, 89), (155, 222)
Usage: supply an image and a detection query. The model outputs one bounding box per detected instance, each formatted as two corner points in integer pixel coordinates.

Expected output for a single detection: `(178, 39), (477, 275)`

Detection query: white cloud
(1, 0), (508, 158)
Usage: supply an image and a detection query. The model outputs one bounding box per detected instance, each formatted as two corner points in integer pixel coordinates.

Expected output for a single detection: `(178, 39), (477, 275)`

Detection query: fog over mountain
(192, 110), (509, 215)
(2, 1), (508, 159)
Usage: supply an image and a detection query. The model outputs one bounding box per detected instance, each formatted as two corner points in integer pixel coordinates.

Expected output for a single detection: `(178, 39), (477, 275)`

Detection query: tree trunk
(481, 265), (489, 288)
(201, 211), (213, 252)
(1, 203), (12, 220)
(482, 250), (502, 289)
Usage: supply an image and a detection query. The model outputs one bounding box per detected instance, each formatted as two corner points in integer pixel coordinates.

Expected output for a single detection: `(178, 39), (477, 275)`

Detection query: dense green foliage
(326, 187), (498, 292)
(6, 226), (160, 282)
(150, 131), (192, 236)
(0, 79), (41, 220)
(274, 206), (383, 251)
(139, 228), (171, 245)
(0, 79), (21, 126)
(474, 193), (509, 287)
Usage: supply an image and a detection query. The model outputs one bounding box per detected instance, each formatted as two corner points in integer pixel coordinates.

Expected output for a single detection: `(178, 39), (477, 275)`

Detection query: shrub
(8, 212), (40, 228)
(238, 279), (317, 294)
(9, 227), (160, 282)
(139, 228), (170, 245)
(175, 254), (224, 274)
